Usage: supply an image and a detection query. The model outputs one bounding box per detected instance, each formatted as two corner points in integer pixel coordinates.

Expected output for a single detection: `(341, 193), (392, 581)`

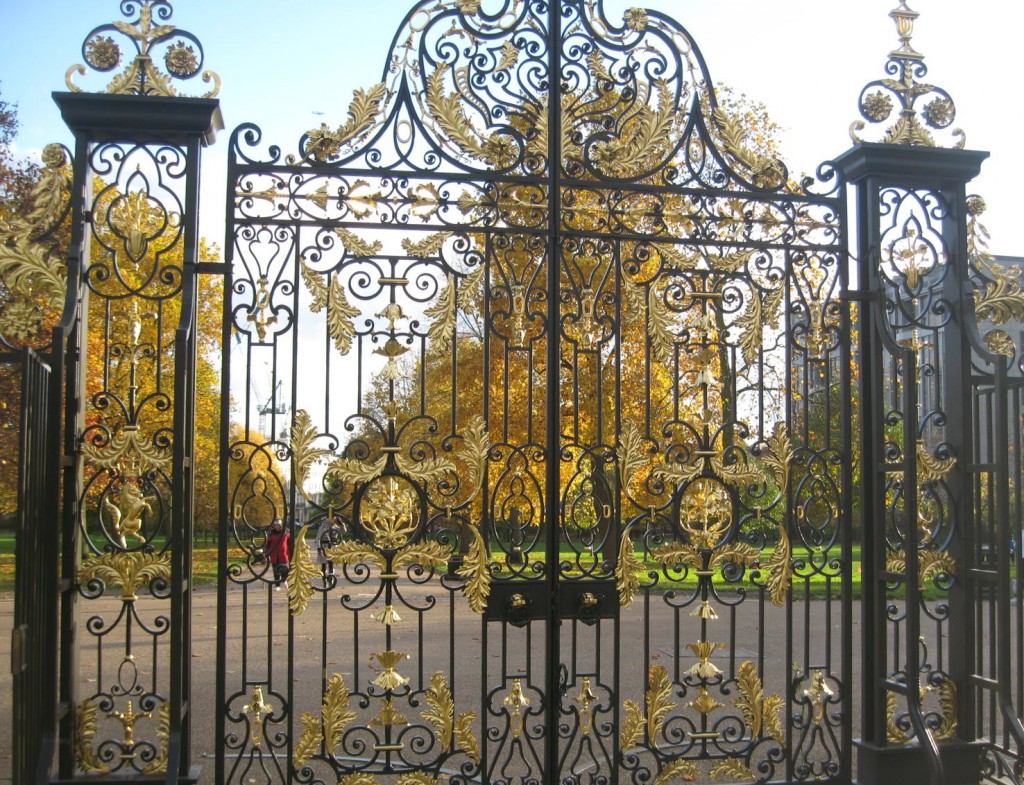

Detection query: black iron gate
(221, 3), (853, 783)
(7, 1), (1024, 785)
(13, 348), (56, 785)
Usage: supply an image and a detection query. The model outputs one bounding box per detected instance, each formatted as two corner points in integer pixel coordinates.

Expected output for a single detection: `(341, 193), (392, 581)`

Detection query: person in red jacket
(264, 518), (291, 590)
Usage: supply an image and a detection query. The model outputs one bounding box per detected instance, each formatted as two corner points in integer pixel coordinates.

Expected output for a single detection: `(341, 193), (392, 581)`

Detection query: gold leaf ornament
(299, 259), (361, 356)
(457, 522), (491, 613)
(75, 698), (111, 774)
(645, 664), (676, 746)
(422, 672), (455, 749)
(655, 758), (700, 785)
(287, 525), (320, 616)
(734, 661), (785, 743)
(78, 551), (171, 602)
(614, 527), (643, 607)
(304, 83), (388, 162)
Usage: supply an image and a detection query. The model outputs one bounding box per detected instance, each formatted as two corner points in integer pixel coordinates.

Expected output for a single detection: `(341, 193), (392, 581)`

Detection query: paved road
(0, 583), (872, 785)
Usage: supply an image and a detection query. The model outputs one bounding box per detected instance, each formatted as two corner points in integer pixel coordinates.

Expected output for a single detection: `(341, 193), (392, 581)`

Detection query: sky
(1, 0), (1022, 254)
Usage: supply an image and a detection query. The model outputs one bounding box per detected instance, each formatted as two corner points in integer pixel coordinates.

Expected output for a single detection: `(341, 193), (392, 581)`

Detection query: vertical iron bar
(545, 0), (564, 782)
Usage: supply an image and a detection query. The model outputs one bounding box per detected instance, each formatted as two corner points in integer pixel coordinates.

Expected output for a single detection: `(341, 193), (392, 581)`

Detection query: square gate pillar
(40, 5), (223, 784)
(835, 142), (988, 785)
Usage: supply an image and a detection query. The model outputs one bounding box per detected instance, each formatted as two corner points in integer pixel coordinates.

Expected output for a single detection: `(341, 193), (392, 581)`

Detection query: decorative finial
(850, 1), (964, 148)
(65, 1), (220, 98)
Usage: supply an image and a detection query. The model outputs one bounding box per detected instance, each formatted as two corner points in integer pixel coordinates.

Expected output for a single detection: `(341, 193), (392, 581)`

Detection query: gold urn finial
(850, 1), (965, 149)
(889, 1), (923, 61)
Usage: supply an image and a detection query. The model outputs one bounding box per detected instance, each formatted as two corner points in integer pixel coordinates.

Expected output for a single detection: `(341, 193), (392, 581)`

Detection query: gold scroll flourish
(421, 672), (480, 762)
(619, 665), (700, 782)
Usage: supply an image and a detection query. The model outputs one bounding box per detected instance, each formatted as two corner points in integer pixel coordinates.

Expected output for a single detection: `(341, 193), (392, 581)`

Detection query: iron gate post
(51, 91), (222, 785)
(835, 143), (988, 785)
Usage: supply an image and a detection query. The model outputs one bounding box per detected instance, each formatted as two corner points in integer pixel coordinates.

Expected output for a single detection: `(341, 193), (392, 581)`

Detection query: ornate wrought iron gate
(7, 1), (1024, 785)
(221, 3), (853, 783)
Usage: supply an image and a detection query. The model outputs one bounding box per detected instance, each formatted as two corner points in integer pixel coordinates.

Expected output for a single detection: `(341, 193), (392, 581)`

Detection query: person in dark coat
(265, 518), (291, 590)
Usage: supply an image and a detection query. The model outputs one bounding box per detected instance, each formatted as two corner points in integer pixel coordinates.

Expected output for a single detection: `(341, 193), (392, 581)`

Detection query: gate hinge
(10, 624), (27, 674)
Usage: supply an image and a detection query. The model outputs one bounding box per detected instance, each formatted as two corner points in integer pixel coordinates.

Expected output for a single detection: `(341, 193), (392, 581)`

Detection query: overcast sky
(1, 0), (1021, 254)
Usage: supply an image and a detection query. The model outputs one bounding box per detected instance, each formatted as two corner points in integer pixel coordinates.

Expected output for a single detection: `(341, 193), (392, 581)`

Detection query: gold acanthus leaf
(290, 410), (332, 503)
(287, 525), (320, 616)
(886, 691), (912, 743)
(735, 283), (784, 366)
(304, 83), (388, 162)
(763, 423), (794, 497)
(620, 699), (645, 750)
(423, 672), (455, 750)
(299, 259), (361, 356)
(75, 698), (110, 775)
(495, 41), (520, 73)
(339, 773), (380, 785)
(80, 425), (171, 474)
(919, 550), (958, 586)
(974, 274), (1024, 325)
(325, 454), (387, 487)
(0, 234), (67, 313)
(457, 523), (491, 613)
(403, 232), (452, 258)
(586, 50), (612, 83)
(459, 415), (490, 504)
(324, 540), (386, 573)
(734, 661), (785, 744)
(935, 675), (957, 741)
(293, 712), (322, 769)
(652, 542), (701, 572)
(617, 420), (648, 491)
(917, 443), (956, 485)
(425, 274), (458, 352)
(614, 528), (643, 607)
(394, 540), (454, 573)
(761, 524), (792, 607)
(458, 264), (487, 311)
(652, 243), (700, 271)
(602, 81), (676, 177)
(655, 758), (701, 785)
(645, 664), (676, 747)
(322, 674), (358, 754)
(709, 542), (761, 571)
(394, 453), (457, 486)
(78, 551), (171, 601)
(140, 702), (170, 774)
(647, 284), (677, 363)
(454, 710), (481, 764)
(336, 227), (382, 258)
(712, 106), (786, 190)
(710, 757), (758, 782)
(426, 65), (488, 162)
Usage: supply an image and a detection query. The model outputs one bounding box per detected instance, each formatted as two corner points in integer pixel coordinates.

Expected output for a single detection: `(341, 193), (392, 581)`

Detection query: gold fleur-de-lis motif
(243, 686), (273, 747)
(504, 679), (530, 739)
(803, 670), (835, 726)
(576, 677), (598, 735)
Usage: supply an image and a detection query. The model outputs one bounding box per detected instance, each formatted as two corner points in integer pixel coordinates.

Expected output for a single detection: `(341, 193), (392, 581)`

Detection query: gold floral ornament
(623, 8), (649, 32)
(968, 196), (1024, 362)
(65, 1), (220, 97)
(303, 84), (389, 163)
(0, 143), (71, 345)
(850, 1), (964, 148)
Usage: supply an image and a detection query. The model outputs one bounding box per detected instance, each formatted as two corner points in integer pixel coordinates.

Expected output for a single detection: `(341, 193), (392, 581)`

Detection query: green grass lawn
(0, 529), (977, 601)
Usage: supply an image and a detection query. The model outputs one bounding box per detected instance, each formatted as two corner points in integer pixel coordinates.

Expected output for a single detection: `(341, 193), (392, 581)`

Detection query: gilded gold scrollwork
(75, 698), (111, 775)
